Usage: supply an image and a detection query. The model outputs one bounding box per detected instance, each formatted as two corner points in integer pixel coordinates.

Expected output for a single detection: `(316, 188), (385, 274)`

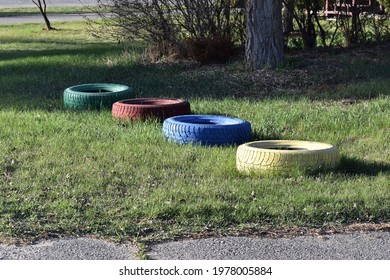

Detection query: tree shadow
(0, 37), (389, 112)
(334, 156), (390, 176)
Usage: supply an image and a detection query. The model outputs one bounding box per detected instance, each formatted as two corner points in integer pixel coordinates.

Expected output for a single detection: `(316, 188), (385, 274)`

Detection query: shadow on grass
(0, 45), (112, 62)
(0, 36), (146, 61)
(0, 38), (389, 111)
(335, 156), (390, 176)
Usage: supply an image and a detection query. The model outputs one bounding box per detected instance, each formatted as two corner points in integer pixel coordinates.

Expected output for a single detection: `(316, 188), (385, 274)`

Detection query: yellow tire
(236, 140), (340, 174)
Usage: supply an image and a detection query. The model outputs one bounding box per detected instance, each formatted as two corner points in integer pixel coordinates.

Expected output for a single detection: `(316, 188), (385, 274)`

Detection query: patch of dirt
(173, 223), (390, 242)
(178, 42), (390, 99)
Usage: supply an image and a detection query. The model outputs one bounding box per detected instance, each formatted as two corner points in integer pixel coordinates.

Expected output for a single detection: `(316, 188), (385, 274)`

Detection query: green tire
(64, 83), (133, 110)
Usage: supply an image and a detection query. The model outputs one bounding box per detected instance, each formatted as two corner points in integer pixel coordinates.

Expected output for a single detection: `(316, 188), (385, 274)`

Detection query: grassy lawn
(0, 21), (389, 244)
(0, 6), (98, 17)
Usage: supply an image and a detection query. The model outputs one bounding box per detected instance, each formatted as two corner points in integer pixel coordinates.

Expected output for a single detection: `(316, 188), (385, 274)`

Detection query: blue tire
(162, 115), (252, 146)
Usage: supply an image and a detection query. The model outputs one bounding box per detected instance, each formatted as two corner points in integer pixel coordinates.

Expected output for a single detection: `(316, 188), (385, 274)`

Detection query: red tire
(112, 98), (191, 121)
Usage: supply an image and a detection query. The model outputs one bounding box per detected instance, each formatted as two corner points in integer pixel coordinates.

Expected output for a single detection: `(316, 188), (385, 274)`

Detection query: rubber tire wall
(236, 140), (340, 174)
(112, 98), (191, 121)
(64, 83), (133, 110)
(163, 115), (252, 146)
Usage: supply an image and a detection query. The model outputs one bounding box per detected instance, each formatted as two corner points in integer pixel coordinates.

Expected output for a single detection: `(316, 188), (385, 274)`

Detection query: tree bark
(283, 0), (294, 36)
(32, 0), (54, 30)
(245, 0), (284, 70)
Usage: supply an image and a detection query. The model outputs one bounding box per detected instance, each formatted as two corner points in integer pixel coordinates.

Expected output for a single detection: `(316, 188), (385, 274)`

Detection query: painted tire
(112, 98), (191, 121)
(163, 115), (252, 146)
(64, 83), (133, 110)
(236, 140), (340, 174)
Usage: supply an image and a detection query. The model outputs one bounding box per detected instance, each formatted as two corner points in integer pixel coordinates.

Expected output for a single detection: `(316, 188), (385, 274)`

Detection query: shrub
(93, 0), (245, 63)
(186, 35), (237, 64)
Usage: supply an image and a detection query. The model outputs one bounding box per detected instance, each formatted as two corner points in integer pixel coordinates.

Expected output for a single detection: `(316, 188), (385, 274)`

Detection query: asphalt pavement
(1, 231), (389, 260)
(0, 0), (100, 25)
(149, 232), (390, 260)
(0, 0), (98, 8)
(0, 238), (137, 260)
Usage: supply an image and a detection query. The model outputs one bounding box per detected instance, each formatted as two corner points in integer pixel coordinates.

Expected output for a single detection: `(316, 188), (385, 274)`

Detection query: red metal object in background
(325, 0), (385, 17)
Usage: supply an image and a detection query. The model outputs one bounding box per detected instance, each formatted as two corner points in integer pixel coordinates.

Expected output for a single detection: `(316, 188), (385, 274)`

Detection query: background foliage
(92, 0), (389, 63)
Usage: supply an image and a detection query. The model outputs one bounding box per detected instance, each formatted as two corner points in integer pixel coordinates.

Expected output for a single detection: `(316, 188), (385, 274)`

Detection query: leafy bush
(378, 0), (390, 10)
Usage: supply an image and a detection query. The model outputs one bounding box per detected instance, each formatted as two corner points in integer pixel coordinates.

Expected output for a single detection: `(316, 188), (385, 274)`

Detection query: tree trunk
(283, 0), (294, 48)
(283, 0), (294, 36)
(32, 0), (54, 30)
(303, 0), (316, 49)
(245, 0), (284, 70)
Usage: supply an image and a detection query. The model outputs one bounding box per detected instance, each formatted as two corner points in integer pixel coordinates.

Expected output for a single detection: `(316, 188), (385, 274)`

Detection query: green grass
(0, 6), (100, 17)
(0, 22), (389, 243)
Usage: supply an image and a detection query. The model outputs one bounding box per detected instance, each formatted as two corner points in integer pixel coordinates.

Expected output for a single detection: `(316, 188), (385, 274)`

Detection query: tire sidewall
(236, 140), (340, 174)
(64, 83), (133, 109)
(163, 115), (252, 146)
